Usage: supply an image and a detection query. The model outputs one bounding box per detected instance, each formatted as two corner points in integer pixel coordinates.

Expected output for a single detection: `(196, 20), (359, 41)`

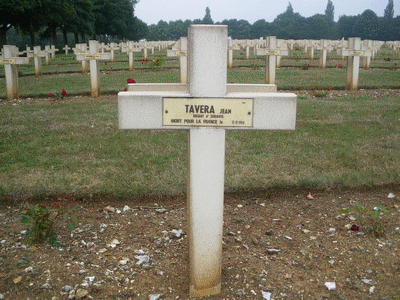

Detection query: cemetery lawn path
(1, 187), (399, 299)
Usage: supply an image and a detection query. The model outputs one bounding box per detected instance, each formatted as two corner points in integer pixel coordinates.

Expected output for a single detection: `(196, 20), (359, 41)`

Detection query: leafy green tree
(353, 10), (382, 40)
(42, 0), (76, 45)
(384, 0), (394, 20)
(15, 1), (49, 46)
(202, 7), (214, 24)
(307, 14), (330, 39)
(383, 0), (394, 40)
(0, 0), (43, 47)
(336, 15), (357, 39)
(125, 17), (148, 41)
(0, 0), (34, 47)
(249, 19), (270, 39)
(392, 16), (400, 40)
(273, 2), (304, 39)
(325, 0), (335, 23)
(93, 0), (138, 40)
(62, 0), (95, 44)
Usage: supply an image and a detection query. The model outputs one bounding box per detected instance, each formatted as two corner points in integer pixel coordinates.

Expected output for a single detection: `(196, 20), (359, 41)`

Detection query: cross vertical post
(33, 46), (43, 76)
(118, 24), (297, 298)
(266, 36), (277, 84)
(89, 40), (101, 97)
(187, 25), (227, 297)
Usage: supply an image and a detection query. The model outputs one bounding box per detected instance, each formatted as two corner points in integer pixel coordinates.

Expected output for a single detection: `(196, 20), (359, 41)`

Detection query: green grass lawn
(1, 94), (399, 199)
(0, 46), (399, 200)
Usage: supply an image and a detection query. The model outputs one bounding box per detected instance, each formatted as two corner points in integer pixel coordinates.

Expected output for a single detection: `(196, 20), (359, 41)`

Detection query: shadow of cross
(118, 25), (297, 298)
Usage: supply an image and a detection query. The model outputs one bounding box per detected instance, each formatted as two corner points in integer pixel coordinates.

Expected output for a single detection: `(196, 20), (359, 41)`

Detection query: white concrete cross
(63, 45), (71, 56)
(141, 43), (154, 60)
(118, 25), (296, 298)
(50, 45), (58, 60)
(317, 39), (333, 69)
(227, 39), (240, 69)
(44, 45), (52, 65)
(166, 37), (188, 83)
(361, 40), (377, 70)
(26, 46), (46, 76)
(107, 42), (119, 63)
(256, 36), (289, 84)
(0, 45), (30, 99)
(76, 40), (112, 97)
(122, 41), (141, 71)
(73, 43), (89, 73)
(339, 37), (372, 91)
(275, 39), (288, 68)
(307, 40), (315, 61)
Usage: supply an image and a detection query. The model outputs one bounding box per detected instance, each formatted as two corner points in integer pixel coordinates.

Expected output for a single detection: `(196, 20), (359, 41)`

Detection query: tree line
(147, 1), (399, 41)
(0, 0), (147, 48)
(0, 0), (398, 49)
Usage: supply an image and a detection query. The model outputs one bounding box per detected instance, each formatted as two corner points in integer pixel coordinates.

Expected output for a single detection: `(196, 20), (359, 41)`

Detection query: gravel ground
(0, 187), (399, 299)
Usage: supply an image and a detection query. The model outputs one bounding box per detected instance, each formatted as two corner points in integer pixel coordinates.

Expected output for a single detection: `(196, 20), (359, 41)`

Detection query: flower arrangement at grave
(48, 89), (67, 102)
(149, 57), (163, 69)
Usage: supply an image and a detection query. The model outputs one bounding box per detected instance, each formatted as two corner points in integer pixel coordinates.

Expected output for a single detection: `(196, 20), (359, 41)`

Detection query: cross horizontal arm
(118, 92), (296, 130)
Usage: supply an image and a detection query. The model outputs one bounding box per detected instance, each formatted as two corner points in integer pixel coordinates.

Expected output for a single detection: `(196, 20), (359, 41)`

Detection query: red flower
(61, 89), (67, 97)
(126, 78), (136, 84)
(311, 88), (315, 91)
(388, 57), (391, 61)
(50, 102), (54, 105)
(105, 62), (108, 65)
(315, 93), (319, 97)
(124, 88), (127, 91)
(351, 224), (360, 231)
(395, 63), (398, 66)
(142, 58), (149, 64)
(48, 92), (53, 97)
(327, 88), (331, 91)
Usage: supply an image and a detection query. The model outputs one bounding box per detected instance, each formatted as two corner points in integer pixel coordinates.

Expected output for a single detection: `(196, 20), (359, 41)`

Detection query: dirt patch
(1, 187), (399, 299)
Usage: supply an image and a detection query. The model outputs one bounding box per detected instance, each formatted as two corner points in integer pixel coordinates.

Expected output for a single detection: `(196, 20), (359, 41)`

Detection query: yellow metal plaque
(84, 54), (101, 60)
(163, 98), (253, 127)
(176, 51), (187, 57)
(264, 50), (281, 56)
(0, 59), (16, 65)
(348, 50), (365, 56)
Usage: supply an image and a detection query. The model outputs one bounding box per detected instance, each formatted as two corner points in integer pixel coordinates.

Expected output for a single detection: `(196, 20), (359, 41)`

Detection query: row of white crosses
(119, 25), (297, 298)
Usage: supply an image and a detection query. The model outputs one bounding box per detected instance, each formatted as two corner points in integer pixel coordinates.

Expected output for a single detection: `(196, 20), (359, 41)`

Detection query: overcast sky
(135, 0), (399, 25)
